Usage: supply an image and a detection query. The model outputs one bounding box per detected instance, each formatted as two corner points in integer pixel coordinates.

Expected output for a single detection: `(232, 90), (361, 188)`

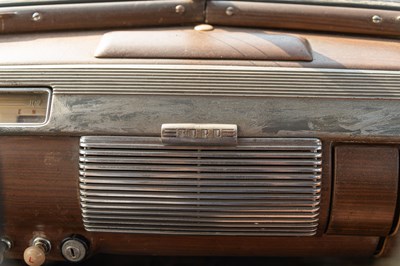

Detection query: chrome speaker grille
(79, 136), (322, 236)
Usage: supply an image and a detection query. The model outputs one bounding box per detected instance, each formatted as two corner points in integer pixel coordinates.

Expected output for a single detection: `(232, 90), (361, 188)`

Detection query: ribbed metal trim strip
(0, 65), (400, 98)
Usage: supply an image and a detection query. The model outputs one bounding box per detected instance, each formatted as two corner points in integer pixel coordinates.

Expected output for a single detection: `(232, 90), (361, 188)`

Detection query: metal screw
(226, 7), (234, 16)
(396, 16), (400, 22)
(31, 12), (42, 22)
(372, 15), (383, 24)
(175, 5), (185, 15)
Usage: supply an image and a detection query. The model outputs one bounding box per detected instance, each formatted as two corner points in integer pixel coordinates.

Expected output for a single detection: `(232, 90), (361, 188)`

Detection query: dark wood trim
(92, 234), (380, 257)
(206, 1), (400, 37)
(377, 234), (400, 257)
(1, 136), (398, 260)
(0, 0), (399, 36)
(246, 0), (400, 10)
(0, 0), (204, 34)
(327, 145), (399, 236)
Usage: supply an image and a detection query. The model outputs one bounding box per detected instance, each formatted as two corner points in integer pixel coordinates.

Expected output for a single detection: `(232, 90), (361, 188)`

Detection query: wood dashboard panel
(328, 145), (399, 236)
(0, 136), (388, 260)
(0, 24), (399, 261)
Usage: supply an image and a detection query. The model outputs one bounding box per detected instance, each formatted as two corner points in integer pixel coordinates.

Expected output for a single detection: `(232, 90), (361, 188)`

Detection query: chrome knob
(0, 238), (12, 265)
(23, 237), (51, 266)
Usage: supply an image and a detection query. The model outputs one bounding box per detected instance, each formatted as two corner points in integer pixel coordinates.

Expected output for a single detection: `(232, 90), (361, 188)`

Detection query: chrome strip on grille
(79, 136), (322, 236)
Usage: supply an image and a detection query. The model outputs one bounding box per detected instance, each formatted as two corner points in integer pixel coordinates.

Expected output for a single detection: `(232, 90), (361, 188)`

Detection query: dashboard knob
(0, 238), (12, 265)
(23, 246), (45, 266)
(23, 237), (51, 266)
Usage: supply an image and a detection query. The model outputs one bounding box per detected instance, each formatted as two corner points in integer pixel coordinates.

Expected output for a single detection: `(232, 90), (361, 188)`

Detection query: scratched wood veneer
(0, 137), (397, 260)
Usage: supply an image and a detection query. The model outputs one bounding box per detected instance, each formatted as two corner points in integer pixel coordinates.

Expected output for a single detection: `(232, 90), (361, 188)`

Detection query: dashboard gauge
(0, 88), (51, 125)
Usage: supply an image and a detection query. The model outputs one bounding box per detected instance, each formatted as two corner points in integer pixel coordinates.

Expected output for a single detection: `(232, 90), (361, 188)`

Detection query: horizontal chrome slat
(80, 144), (321, 151)
(83, 227), (317, 236)
(82, 207), (320, 216)
(80, 149), (322, 159)
(82, 213), (319, 220)
(80, 171), (321, 180)
(81, 139), (320, 150)
(81, 203), (320, 212)
(80, 196), (320, 206)
(80, 186), (321, 195)
(80, 163), (322, 173)
(52, 80), (400, 87)
(79, 156), (321, 166)
(84, 224), (319, 232)
(80, 136), (322, 236)
(79, 177), (321, 186)
(83, 219), (319, 227)
(80, 191), (321, 200)
(83, 225), (318, 233)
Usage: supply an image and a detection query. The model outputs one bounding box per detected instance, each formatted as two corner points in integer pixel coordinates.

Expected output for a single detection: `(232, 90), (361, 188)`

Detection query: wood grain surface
(0, 0), (399, 37)
(206, 1), (400, 37)
(0, 0), (204, 34)
(0, 137), (396, 261)
(328, 145), (399, 236)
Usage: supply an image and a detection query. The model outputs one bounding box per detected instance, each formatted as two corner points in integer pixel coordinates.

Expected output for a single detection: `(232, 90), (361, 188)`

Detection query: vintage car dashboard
(1, 0), (400, 265)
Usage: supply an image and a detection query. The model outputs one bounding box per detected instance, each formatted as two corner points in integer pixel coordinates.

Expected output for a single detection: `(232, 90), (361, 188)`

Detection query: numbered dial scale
(0, 88), (51, 125)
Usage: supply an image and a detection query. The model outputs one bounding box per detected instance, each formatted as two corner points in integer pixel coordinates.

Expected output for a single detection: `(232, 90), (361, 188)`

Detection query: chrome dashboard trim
(161, 123), (238, 145)
(0, 64), (398, 99)
(0, 64), (399, 138)
(79, 136), (322, 236)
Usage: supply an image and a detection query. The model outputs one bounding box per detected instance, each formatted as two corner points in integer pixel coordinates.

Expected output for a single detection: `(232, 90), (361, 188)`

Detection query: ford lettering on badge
(161, 124), (238, 145)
